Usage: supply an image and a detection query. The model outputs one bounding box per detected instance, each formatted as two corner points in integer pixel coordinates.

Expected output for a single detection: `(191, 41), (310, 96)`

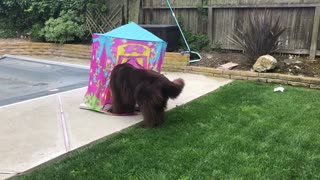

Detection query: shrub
(228, 10), (286, 62)
(1, 0), (32, 34)
(41, 10), (86, 43)
(0, 0), (103, 43)
(30, 24), (45, 42)
(176, 18), (210, 51)
(178, 30), (210, 51)
(0, 17), (16, 38)
(0, 29), (16, 38)
(185, 31), (210, 51)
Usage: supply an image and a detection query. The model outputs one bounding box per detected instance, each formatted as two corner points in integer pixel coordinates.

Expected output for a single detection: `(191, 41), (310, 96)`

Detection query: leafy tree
(41, 10), (86, 43)
(0, 0), (108, 42)
(1, 0), (32, 35)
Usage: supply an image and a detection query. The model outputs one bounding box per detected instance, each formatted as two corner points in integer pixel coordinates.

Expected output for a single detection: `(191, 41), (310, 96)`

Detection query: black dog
(110, 63), (185, 128)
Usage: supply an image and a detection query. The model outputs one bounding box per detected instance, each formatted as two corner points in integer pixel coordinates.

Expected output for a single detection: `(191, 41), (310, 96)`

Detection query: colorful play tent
(82, 22), (167, 112)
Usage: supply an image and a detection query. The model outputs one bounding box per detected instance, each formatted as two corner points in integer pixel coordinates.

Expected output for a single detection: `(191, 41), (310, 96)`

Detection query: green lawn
(17, 81), (320, 179)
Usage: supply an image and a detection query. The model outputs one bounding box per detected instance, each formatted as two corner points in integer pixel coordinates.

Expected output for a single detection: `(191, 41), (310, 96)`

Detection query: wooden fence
(140, 0), (320, 59)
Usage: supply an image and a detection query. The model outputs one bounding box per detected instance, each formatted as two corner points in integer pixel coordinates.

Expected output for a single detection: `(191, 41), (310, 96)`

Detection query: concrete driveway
(0, 56), (232, 179)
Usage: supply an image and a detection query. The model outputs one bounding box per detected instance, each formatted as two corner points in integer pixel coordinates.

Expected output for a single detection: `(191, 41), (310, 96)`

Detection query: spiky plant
(228, 10), (286, 62)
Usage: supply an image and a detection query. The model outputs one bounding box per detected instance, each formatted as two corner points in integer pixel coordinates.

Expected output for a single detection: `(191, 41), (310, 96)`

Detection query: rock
(206, 54), (213, 59)
(294, 65), (301, 70)
(289, 54), (294, 59)
(253, 55), (277, 72)
(217, 62), (238, 70)
(284, 58), (302, 65)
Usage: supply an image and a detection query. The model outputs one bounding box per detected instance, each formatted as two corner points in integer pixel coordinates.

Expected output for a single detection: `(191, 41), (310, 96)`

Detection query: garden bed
(193, 51), (320, 78)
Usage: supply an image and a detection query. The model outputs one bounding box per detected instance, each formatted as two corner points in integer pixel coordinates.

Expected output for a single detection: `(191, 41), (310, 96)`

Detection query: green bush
(0, 29), (16, 38)
(0, 0), (106, 43)
(0, 17), (16, 38)
(177, 19), (210, 51)
(41, 10), (86, 43)
(1, 0), (31, 33)
(30, 24), (45, 42)
(182, 30), (210, 51)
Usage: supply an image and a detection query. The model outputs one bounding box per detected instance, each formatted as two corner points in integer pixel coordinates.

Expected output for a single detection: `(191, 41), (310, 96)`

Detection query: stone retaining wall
(1, 41), (319, 89)
(162, 53), (189, 70)
(0, 41), (190, 68)
(182, 66), (320, 90)
(0, 42), (91, 59)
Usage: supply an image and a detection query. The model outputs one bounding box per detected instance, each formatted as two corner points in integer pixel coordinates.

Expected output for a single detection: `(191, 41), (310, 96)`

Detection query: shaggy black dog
(110, 63), (185, 128)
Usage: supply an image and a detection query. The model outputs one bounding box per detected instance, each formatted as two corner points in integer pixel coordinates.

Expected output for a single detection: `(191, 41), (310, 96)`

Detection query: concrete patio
(0, 56), (232, 179)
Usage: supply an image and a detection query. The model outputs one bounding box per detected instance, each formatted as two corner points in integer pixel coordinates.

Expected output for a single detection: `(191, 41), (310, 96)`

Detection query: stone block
(287, 81), (310, 87)
(259, 73), (279, 79)
(278, 74), (302, 81)
(267, 79), (287, 84)
(301, 77), (320, 85)
(214, 74), (231, 79)
(247, 77), (268, 82)
(310, 84), (320, 89)
(230, 75), (248, 80)
(223, 70), (242, 76)
(240, 71), (259, 77)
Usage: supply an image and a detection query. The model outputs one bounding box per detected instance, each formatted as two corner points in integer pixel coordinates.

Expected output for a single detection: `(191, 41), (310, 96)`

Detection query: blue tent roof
(100, 22), (165, 42)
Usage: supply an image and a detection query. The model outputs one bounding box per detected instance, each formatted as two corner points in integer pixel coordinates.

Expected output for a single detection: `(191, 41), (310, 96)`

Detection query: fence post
(208, 7), (213, 46)
(310, 6), (320, 60)
(128, 0), (141, 23)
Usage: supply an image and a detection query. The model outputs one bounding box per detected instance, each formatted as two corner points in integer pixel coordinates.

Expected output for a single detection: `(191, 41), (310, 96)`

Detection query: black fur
(110, 63), (185, 128)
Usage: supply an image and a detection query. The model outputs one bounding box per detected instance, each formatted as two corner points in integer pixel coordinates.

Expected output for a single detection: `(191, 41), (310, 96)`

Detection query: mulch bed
(192, 50), (320, 78)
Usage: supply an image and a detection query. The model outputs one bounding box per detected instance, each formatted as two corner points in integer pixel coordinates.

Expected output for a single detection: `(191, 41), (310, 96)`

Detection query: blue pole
(165, 0), (202, 63)
(166, 0), (190, 52)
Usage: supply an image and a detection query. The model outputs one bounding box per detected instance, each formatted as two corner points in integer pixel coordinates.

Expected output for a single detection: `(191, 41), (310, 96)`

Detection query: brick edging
(0, 41), (190, 65)
(0, 41), (91, 60)
(162, 65), (320, 90)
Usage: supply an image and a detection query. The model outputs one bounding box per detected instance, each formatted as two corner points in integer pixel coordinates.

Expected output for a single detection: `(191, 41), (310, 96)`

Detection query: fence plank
(208, 7), (213, 43)
(310, 7), (320, 59)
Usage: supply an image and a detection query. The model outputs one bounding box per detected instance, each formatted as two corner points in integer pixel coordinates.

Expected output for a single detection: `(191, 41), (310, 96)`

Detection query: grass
(17, 81), (320, 179)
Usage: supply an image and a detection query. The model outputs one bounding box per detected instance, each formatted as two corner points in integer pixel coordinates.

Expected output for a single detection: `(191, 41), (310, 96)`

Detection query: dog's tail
(163, 78), (185, 99)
